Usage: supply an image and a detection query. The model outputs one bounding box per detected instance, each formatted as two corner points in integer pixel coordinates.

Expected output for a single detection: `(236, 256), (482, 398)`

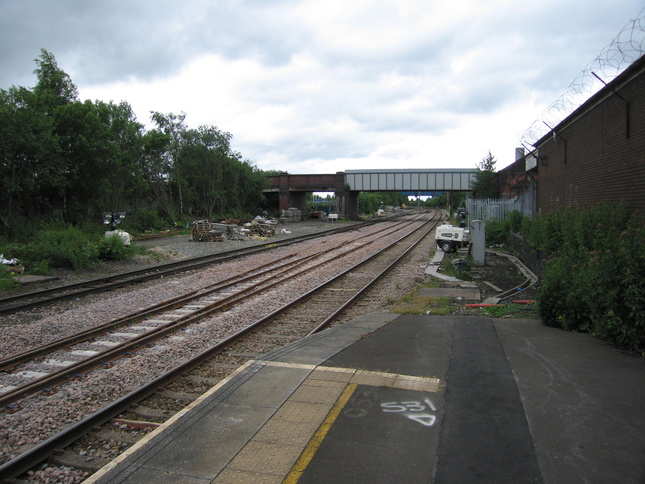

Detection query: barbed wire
(520, 8), (645, 147)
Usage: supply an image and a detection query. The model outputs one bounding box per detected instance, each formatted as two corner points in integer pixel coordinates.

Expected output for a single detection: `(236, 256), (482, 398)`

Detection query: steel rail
(0, 215), (426, 405)
(0, 213), (435, 481)
(0, 216), (405, 315)
(308, 220), (439, 334)
(0, 215), (422, 371)
(0, 253), (299, 371)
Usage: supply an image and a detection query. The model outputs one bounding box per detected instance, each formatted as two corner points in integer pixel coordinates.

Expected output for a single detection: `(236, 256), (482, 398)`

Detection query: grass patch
(478, 302), (538, 318)
(439, 252), (474, 280)
(389, 288), (455, 315)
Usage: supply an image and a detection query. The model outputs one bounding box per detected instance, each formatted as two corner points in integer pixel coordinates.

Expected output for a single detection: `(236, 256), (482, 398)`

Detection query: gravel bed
(0, 217), (427, 481)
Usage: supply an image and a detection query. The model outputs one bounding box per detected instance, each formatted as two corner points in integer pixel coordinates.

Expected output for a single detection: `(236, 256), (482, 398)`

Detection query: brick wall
(535, 56), (645, 214)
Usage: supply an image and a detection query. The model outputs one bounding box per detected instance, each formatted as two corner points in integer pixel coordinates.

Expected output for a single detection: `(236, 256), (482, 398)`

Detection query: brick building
(498, 54), (645, 215)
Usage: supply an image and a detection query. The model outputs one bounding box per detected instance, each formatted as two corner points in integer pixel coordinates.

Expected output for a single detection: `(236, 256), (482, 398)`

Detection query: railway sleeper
(157, 389), (201, 402)
(89, 428), (144, 446)
(49, 450), (112, 473)
(127, 404), (174, 420)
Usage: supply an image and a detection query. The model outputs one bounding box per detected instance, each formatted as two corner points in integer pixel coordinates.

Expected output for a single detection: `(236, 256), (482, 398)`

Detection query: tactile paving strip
(212, 362), (442, 482)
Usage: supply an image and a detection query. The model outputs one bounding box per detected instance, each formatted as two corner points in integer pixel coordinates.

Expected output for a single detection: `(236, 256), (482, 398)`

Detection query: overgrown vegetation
(1, 223), (142, 273)
(389, 289), (454, 315)
(485, 203), (645, 350)
(0, 265), (19, 290)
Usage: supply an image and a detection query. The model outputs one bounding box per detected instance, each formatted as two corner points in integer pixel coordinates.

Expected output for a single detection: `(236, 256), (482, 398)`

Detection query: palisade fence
(467, 196), (533, 223)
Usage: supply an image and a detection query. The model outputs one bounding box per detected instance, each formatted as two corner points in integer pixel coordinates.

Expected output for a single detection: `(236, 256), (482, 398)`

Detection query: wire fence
(520, 8), (645, 147)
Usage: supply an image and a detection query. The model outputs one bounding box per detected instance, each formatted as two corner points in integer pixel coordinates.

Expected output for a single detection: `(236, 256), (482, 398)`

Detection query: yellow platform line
(283, 383), (358, 484)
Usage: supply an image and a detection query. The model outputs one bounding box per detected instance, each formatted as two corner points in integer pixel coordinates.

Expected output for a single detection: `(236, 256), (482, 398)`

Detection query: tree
(30, 49), (79, 218)
(0, 50), (270, 232)
(141, 130), (173, 217)
(52, 99), (144, 221)
(32, 49), (79, 113)
(0, 85), (56, 227)
(470, 150), (498, 199)
(150, 112), (188, 215)
(0, 50), (79, 226)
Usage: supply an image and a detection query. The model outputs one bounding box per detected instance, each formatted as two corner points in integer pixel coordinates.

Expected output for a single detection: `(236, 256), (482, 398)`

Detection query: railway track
(0, 215), (425, 408)
(0, 212), (438, 481)
(0, 216), (404, 316)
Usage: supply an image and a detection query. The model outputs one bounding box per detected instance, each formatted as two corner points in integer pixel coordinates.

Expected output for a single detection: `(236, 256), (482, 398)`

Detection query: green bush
(479, 203), (644, 349)
(34, 226), (100, 269)
(11, 224), (99, 270)
(4, 221), (146, 272)
(507, 210), (524, 233)
(483, 211), (523, 245)
(120, 209), (171, 234)
(0, 265), (19, 290)
(485, 219), (509, 245)
(537, 203), (645, 350)
(98, 234), (135, 261)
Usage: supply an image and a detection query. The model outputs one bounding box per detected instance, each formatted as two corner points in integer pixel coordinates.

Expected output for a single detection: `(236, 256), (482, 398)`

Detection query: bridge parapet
(344, 169), (476, 191)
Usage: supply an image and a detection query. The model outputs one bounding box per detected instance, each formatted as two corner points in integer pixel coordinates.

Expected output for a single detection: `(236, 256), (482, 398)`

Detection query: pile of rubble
(1, 254), (23, 274)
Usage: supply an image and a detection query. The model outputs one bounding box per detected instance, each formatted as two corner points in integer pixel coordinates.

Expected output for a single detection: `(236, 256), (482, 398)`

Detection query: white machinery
(435, 224), (470, 252)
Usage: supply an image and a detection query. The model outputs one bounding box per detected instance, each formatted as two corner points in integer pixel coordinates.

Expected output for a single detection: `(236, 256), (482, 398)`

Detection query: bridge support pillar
(335, 190), (359, 220)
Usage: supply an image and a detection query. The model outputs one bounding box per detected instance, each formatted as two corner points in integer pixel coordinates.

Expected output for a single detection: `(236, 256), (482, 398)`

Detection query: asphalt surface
(88, 313), (645, 484)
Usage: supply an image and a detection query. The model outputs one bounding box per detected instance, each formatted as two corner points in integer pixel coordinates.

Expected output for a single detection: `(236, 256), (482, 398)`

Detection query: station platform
(86, 313), (645, 484)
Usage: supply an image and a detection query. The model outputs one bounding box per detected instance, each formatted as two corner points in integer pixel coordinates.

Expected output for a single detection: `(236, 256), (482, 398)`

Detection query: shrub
(507, 210), (524, 233)
(36, 226), (100, 269)
(0, 265), (19, 291)
(537, 204), (645, 350)
(120, 209), (170, 234)
(98, 234), (134, 261)
(483, 211), (524, 246)
(485, 219), (509, 245)
(13, 224), (99, 270)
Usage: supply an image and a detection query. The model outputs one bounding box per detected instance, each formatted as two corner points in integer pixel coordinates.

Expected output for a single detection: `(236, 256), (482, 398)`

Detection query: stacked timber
(191, 221), (225, 242)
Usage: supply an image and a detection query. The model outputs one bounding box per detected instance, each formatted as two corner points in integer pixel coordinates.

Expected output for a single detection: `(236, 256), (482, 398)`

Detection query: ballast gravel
(0, 216), (438, 482)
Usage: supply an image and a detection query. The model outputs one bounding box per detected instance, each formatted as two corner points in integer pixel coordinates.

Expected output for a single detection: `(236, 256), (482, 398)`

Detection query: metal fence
(467, 195), (533, 223)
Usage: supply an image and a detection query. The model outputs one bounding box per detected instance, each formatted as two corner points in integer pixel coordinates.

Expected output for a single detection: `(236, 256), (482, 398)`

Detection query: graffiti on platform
(380, 397), (437, 427)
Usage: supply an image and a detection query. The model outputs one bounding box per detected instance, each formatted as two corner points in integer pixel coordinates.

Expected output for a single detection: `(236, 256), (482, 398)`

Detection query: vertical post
(471, 220), (486, 266)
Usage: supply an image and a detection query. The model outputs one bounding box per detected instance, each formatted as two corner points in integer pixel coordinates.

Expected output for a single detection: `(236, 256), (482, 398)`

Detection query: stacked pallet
(191, 221), (225, 242)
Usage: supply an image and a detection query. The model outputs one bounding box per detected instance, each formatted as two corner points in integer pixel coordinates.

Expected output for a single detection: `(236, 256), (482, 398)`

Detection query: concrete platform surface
(86, 313), (645, 484)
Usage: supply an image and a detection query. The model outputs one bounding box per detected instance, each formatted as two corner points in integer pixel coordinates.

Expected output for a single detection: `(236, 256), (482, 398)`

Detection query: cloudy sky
(1, 1), (643, 175)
